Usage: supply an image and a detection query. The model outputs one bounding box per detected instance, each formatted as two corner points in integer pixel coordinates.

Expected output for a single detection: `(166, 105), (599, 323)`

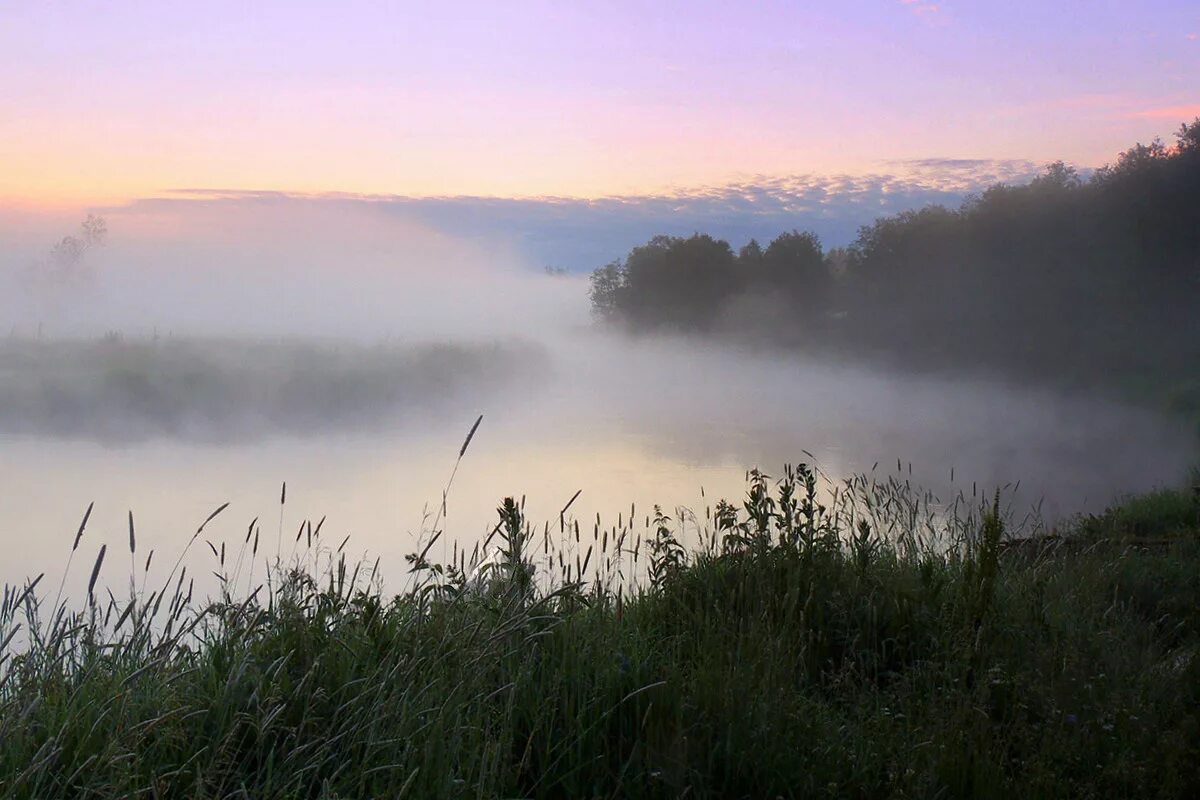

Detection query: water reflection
(1, 336), (1194, 600)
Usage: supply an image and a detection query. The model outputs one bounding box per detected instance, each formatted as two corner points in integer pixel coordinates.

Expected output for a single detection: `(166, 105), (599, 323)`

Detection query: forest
(590, 120), (1200, 409)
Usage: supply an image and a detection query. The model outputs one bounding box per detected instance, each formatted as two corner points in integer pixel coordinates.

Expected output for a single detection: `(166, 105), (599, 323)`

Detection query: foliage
(2, 468), (1198, 797)
(589, 119), (1200, 399)
(1077, 485), (1200, 540)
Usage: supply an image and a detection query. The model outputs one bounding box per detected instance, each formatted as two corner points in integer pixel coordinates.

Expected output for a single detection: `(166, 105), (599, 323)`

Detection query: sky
(2, 0), (1198, 261)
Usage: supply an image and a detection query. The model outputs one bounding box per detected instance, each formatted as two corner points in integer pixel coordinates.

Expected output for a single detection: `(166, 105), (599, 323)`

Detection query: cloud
(1, 196), (593, 342)
(882, 158), (1041, 190)
(1127, 103), (1200, 120)
(900, 0), (941, 16)
(93, 160), (1039, 272)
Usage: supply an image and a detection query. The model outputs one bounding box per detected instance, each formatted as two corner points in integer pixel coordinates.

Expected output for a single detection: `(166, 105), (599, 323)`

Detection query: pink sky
(1, 0), (1197, 206)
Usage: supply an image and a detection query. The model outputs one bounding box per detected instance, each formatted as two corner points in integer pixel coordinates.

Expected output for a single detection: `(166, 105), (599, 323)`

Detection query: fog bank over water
(0, 200), (1195, 591)
(542, 332), (1195, 516)
(0, 199), (587, 341)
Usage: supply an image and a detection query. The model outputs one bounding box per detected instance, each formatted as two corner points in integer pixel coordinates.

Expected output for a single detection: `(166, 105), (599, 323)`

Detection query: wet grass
(1, 464), (1198, 798)
(1076, 482), (1200, 541)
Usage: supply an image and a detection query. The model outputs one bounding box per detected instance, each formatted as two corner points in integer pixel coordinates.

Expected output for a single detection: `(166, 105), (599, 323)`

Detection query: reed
(0, 456), (1197, 797)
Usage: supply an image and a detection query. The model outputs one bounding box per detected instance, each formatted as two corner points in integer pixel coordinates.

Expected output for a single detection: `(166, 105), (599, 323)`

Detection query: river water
(1, 332), (1194, 599)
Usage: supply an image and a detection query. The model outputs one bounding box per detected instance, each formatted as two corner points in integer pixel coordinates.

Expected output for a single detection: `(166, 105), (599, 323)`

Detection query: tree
(1094, 138), (1169, 184)
(81, 214), (108, 247)
(637, 234), (738, 329)
(28, 215), (107, 288)
(590, 234), (742, 330)
(1174, 118), (1200, 153)
(763, 231), (823, 280)
(737, 239), (764, 269)
(588, 261), (626, 321)
(584, 119), (1200, 390)
(1029, 161), (1081, 193)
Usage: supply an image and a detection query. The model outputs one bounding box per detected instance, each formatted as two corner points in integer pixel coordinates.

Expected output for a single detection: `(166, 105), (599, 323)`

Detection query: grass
(1076, 485), (1200, 541)
(1, 459), (1198, 798)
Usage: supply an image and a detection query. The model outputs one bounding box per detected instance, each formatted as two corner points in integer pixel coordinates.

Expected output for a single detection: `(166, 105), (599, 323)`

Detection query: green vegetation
(2, 464), (1198, 798)
(589, 120), (1200, 409)
(0, 335), (547, 441)
(1077, 479), (1200, 541)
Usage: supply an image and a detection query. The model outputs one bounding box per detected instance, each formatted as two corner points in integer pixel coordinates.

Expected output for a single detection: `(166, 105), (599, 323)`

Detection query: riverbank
(1, 469), (1197, 798)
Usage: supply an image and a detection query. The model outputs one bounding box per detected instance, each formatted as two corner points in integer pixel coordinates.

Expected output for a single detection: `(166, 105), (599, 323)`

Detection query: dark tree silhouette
(588, 119), (1200, 398)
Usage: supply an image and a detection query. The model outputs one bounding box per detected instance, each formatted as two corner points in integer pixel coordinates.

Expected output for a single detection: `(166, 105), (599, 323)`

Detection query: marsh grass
(1, 453), (1198, 798)
(1076, 484), (1200, 541)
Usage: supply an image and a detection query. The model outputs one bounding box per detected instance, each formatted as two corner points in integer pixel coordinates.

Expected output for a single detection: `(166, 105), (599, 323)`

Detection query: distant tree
(588, 261), (626, 321)
(633, 234), (738, 329)
(824, 247), (851, 277)
(1094, 138), (1169, 184)
(81, 213), (108, 247)
(586, 119), (1200, 391)
(1029, 161), (1081, 193)
(755, 230), (828, 325)
(49, 235), (87, 272)
(762, 231), (823, 282)
(618, 235), (677, 324)
(852, 206), (960, 271)
(737, 238), (764, 269)
(1175, 118), (1200, 153)
(590, 234), (741, 330)
(28, 214), (107, 288)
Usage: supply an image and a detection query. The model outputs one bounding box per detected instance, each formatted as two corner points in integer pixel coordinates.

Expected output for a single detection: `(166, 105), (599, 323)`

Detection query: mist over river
(2, 330), (1193, 598)
(1, 201), (1195, 599)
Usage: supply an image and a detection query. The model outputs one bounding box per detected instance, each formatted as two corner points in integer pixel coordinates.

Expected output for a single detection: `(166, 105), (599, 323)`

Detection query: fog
(0, 199), (586, 340)
(1, 199), (1194, 594)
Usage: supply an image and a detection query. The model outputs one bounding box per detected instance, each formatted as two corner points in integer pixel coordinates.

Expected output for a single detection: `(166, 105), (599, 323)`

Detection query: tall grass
(1, 457), (1198, 797)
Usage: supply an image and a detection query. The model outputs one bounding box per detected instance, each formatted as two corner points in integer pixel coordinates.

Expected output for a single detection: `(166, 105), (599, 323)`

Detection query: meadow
(1, 446), (1197, 799)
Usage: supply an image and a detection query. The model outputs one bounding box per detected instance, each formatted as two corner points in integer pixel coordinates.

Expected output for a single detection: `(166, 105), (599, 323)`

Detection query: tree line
(589, 120), (1200, 398)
